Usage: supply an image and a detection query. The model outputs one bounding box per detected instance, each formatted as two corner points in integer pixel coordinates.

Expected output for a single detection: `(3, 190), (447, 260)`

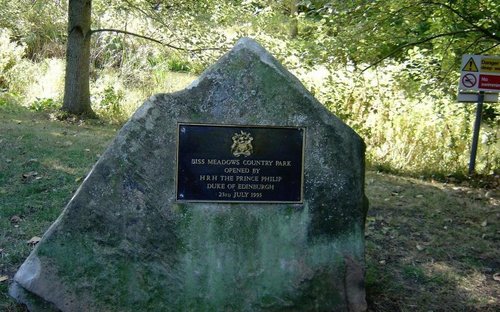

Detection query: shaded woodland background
(1, 2), (499, 311)
(1, 0), (499, 177)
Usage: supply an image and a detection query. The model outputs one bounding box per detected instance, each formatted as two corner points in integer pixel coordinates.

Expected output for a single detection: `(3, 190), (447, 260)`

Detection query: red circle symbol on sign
(462, 73), (477, 88)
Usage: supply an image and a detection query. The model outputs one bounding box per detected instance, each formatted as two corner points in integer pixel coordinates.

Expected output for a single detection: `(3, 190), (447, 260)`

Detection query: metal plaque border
(175, 122), (306, 204)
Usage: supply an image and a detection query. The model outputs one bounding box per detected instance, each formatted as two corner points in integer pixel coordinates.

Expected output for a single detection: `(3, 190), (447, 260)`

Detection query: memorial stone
(10, 38), (368, 311)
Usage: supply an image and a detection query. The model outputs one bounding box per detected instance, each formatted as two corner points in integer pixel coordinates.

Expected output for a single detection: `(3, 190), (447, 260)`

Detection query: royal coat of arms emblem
(231, 131), (253, 157)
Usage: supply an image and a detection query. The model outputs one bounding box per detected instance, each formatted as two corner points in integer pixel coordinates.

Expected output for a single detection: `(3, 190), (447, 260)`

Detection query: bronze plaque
(176, 123), (305, 203)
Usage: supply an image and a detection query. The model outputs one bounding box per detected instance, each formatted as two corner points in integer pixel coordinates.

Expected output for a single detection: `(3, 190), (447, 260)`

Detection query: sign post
(458, 54), (500, 174)
(468, 92), (484, 174)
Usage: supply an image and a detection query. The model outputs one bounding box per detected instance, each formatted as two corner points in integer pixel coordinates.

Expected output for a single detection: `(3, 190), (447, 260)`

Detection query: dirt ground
(364, 171), (499, 311)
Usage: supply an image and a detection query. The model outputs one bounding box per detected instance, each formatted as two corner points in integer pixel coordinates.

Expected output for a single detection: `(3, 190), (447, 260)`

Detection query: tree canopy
(0, 0), (498, 175)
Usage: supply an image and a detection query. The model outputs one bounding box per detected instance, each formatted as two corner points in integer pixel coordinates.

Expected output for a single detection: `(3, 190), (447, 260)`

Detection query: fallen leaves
(56, 140), (73, 147)
(0, 276), (8, 283)
(484, 190), (498, 199)
(27, 236), (42, 246)
(24, 158), (39, 165)
(493, 273), (500, 282)
(21, 171), (42, 182)
(22, 171), (38, 179)
(10, 215), (21, 224)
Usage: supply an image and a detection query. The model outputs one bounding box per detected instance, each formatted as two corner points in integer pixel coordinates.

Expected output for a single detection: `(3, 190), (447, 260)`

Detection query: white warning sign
(458, 54), (500, 93)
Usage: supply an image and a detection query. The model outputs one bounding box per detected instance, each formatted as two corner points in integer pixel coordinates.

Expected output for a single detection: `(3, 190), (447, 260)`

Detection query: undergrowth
(0, 105), (498, 311)
(0, 9), (498, 176)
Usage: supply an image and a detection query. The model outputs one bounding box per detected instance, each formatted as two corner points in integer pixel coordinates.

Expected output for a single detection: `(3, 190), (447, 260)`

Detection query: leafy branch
(422, 1), (500, 42)
(362, 29), (478, 72)
(119, 0), (193, 51)
(479, 42), (500, 54)
(90, 28), (222, 52)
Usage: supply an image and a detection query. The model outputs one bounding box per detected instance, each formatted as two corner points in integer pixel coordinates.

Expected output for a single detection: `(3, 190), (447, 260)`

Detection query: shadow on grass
(0, 104), (118, 311)
(365, 172), (499, 311)
(1, 104), (498, 311)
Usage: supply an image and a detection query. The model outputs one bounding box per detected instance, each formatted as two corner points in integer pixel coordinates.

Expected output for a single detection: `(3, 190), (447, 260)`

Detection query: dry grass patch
(365, 172), (499, 311)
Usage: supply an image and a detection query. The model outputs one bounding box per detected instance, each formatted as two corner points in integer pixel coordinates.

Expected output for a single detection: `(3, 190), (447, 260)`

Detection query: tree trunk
(62, 0), (94, 116)
(289, 0), (298, 39)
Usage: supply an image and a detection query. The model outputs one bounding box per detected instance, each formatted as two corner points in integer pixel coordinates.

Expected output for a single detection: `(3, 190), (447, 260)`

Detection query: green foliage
(0, 28), (26, 90)
(0, 91), (20, 108)
(94, 87), (126, 123)
(0, 0), (66, 59)
(29, 98), (60, 112)
(4, 57), (65, 108)
(166, 53), (191, 72)
(402, 265), (427, 283)
(298, 51), (498, 176)
(1, 0), (498, 176)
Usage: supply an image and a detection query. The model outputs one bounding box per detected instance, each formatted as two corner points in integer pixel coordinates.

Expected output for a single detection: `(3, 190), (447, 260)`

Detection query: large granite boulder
(10, 38), (368, 311)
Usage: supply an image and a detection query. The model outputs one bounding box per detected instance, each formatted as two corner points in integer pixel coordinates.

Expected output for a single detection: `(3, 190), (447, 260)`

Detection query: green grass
(0, 102), (118, 310)
(0, 103), (498, 311)
(365, 172), (499, 311)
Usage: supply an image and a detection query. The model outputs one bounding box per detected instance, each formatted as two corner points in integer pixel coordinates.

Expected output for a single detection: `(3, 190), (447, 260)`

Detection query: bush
(166, 54), (191, 72)
(93, 85), (126, 123)
(0, 0), (66, 60)
(296, 55), (498, 176)
(0, 28), (26, 90)
(29, 97), (59, 111)
(6, 58), (65, 107)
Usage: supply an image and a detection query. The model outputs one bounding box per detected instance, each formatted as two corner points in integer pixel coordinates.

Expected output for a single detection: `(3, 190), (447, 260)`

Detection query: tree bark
(289, 0), (298, 39)
(62, 0), (94, 116)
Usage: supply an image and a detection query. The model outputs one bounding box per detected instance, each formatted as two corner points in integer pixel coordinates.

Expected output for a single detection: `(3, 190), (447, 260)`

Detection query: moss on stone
(11, 38), (367, 311)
